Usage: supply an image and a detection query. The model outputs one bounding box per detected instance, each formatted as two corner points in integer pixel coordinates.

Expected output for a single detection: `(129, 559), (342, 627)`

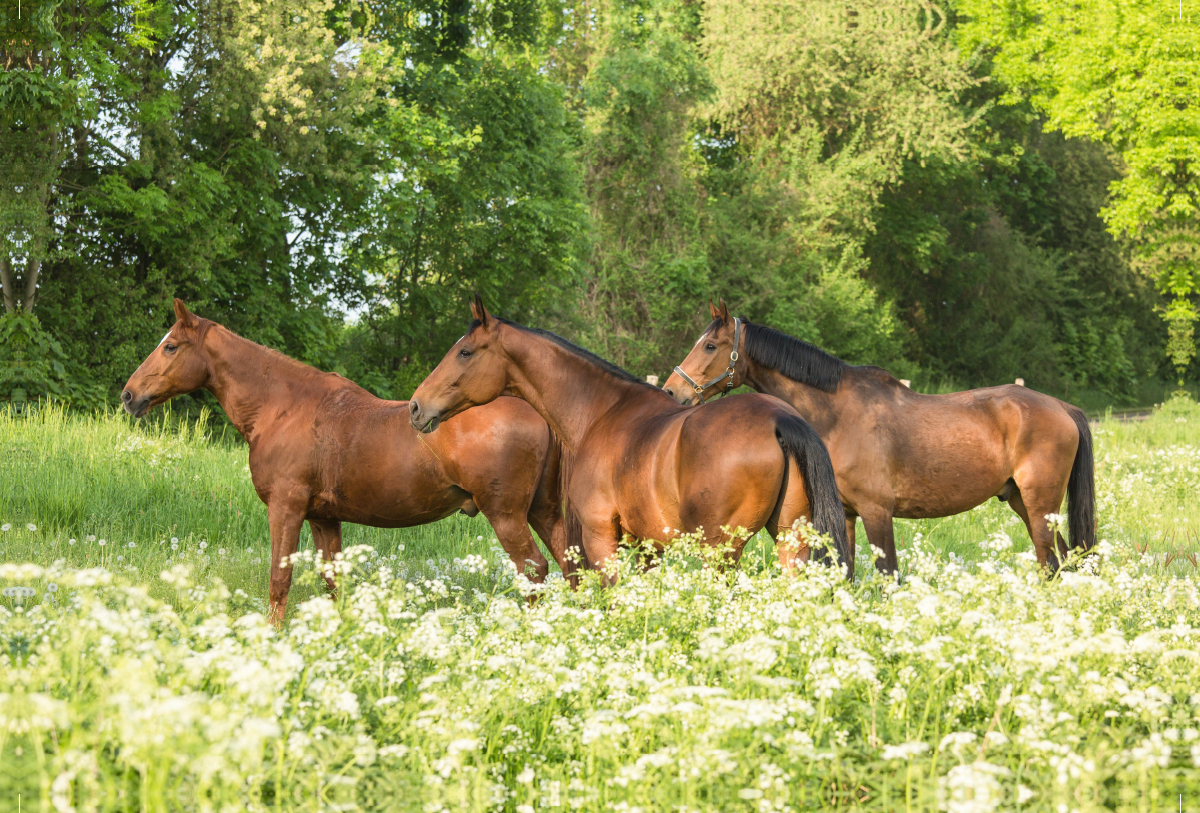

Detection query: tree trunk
(0, 258), (15, 313)
(22, 257), (40, 313)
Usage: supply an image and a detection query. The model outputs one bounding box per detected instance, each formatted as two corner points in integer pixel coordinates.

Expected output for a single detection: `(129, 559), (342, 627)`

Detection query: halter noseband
(672, 317), (741, 403)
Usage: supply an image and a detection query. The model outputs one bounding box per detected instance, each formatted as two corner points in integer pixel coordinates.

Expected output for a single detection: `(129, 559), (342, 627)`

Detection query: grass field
(2, 399), (1199, 811)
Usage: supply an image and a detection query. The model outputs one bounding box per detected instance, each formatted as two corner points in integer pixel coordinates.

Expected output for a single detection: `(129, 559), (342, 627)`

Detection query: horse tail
(1066, 406), (1096, 552)
(774, 413), (849, 571)
(553, 432), (586, 581)
(530, 425), (582, 581)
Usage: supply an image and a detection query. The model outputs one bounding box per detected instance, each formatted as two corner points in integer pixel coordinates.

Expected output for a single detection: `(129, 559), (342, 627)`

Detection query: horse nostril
(409, 400), (420, 419)
(664, 387), (674, 398)
(121, 390), (133, 404)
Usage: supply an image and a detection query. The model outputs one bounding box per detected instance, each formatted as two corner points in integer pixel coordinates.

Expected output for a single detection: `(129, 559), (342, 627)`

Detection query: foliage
(342, 17), (589, 397)
(2, 0), (1193, 409)
(0, 312), (105, 408)
(703, 0), (981, 222)
(558, 0), (714, 375)
(866, 119), (1163, 401)
(955, 0), (1200, 381)
(0, 0), (156, 313)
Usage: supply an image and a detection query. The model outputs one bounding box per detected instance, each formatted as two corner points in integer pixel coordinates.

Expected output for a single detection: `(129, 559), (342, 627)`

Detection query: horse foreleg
(859, 508), (898, 575)
(309, 519), (343, 595)
(580, 516), (622, 586)
(267, 500), (307, 625)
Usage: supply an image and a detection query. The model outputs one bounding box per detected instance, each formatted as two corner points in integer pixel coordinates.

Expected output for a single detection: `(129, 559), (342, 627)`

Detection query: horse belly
(891, 458), (1011, 518)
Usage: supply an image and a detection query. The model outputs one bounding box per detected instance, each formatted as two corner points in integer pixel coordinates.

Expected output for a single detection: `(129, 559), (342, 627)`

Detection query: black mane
(740, 320), (848, 393)
(471, 318), (659, 390)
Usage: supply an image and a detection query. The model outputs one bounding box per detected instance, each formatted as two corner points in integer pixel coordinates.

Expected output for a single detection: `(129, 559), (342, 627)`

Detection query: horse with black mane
(408, 296), (849, 579)
(664, 302), (1095, 577)
(122, 299), (567, 622)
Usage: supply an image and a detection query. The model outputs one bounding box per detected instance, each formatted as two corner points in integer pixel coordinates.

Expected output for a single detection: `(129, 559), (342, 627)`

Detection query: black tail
(774, 413), (849, 572)
(1066, 406), (1096, 552)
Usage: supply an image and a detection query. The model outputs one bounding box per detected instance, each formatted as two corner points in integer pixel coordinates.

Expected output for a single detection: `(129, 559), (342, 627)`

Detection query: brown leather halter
(672, 317), (741, 403)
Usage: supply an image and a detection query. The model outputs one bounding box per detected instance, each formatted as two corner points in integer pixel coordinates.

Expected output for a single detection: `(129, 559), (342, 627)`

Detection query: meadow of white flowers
(3, 528), (1198, 812)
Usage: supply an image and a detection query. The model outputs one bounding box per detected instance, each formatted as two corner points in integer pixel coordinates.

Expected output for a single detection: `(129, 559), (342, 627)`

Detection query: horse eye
(163, 344), (177, 353)
(459, 348), (472, 359)
(705, 344), (716, 352)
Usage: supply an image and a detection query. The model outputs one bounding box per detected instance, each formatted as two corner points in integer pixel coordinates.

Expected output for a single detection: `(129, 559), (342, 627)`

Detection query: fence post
(646, 375), (659, 387)
(1015, 378), (1024, 387)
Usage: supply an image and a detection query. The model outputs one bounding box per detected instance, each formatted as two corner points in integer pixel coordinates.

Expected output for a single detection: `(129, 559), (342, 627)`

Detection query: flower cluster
(2, 534), (1197, 811)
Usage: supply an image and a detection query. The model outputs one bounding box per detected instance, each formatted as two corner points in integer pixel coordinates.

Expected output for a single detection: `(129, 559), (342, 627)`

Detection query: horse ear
(709, 300), (721, 320)
(174, 298), (199, 328)
(718, 300), (730, 323)
(469, 293), (491, 328)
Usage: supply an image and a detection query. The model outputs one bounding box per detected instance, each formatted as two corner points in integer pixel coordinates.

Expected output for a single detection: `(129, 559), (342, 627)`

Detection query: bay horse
(122, 299), (566, 622)
(664, 301), (1095, 577)
(407, 296), (849, 580)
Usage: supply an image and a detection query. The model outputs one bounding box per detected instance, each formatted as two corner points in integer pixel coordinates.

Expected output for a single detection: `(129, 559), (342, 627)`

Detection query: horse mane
(740, 320), (848, 393)
(482, 318), (660, 391)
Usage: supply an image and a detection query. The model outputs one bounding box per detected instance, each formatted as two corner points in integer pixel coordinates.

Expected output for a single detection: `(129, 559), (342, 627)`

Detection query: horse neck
(499, 326), (662, 452)
(743, 359), (842, 435)
(202, 327), (312, 443)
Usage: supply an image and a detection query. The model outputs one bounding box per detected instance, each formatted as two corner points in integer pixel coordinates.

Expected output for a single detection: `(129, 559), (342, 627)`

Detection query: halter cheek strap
(672, 317), (741, 403)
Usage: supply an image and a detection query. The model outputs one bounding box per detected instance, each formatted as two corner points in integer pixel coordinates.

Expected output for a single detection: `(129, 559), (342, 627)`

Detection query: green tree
(339, 0), (589, 397)
(0, 0), (156, 316)
(551, 0), (712, 376)
(5, 0), (460, 401)
(956, 0), (1200, 384)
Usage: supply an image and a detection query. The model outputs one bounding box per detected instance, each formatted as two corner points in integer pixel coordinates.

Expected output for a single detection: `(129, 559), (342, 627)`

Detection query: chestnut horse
(664, 302), (1095, 577)
(407, 296), (848, 579)
(122, 299), (566, 622)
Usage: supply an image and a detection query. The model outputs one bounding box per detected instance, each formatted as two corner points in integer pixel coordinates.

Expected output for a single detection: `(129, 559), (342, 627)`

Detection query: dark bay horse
(664, 302), (1095, 577)
(122, 299), (566, 622)
(407, 296), (849, 580)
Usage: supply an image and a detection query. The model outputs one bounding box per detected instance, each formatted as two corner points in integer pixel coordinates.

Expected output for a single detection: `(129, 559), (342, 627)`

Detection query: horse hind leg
(765, 456), (814, 574)
(483, 510), (551, 583)
(843, 515), (857, 581)
(309, 519), (343, 594)
(529, 484), (572, 582)
(1007, 488), (1068, 573)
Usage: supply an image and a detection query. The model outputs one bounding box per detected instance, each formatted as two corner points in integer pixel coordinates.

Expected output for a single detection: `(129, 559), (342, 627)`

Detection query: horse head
(409, 294), (511, 433)
(121, 298), (211, 417)
(663, 300), (745, 406)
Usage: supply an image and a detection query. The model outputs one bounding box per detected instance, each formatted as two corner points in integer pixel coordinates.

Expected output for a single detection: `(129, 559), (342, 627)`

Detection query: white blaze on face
(158, 331), (172, 347)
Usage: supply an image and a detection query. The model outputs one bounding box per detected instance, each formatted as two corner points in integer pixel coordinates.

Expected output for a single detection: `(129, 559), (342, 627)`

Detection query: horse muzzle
(663, 386), (697, 407)
(121, 389), (152, 417)
(408, 400), (441, 434)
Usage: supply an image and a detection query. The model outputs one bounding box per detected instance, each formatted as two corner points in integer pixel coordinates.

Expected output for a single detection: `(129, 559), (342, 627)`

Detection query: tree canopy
(956, 0), (1200, 383)
(0, 0), (1190, 412)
